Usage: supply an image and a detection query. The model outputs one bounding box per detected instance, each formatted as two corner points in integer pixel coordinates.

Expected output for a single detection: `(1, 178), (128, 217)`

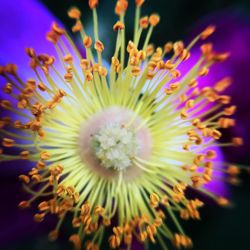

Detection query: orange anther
(113, 21), (125, 31)
(83, 36), (93, 48)
(68, 7), (81, 19)
(200, 25), (216, 40)
(149, 14), (160, 26)
(89, 0), (99, 9)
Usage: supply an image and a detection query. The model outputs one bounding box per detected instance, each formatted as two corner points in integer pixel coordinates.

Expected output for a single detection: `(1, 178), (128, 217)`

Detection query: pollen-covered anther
(212, 52), (230, 62)
(80, 59), (90, 71)
(2, 64), (18, 75)
(139, 231), (147, 242)
(94, 205), (105, 216)
(1, 100), (12, 109)
(52, 22), (65, 36)
(98, 66), (108, 76)
(150, 193), (160, 208)
(44, 56), (55, 66)
(113, 226), (123, 236)
(132, 66), (141, 76)
(193, 154), (205, 165)
(135, 0), (145, 7)
(180, 209), (190, 220)
(146, 44), (155, 56)
(34, 213), (46, 223)
(182, 143), (190, 151)
(191, 175), (204, 188)
(3, 82), (13, 94)
(217, 197), (230, 207)
(89, 0), (99, 9)
(115, 0), (128, 16)
(169, 82), (180, 91)
(188, 78), (198, 88)
(199, 66), (209, 76)
(18, 201), (30, 209)
(163, 42), (173, 54)
(2, 138), (14, 147)
(25, 47), (36, 58)
(206, 150), (217, 159)
(64, 54), (73, 63)
(149, 14), (160, 26)
(83, 36), (93, 48)
(200, 25), (216, 40)
(173, 234), (193, 249)
(139, 16), (149, 29)
(86, 71), (94, 81)
(92, 64), (100, 72)
(214, 77), (232, 92)
(218, 95), (231, 104)
(227, 165), (240, 176)
(224, 105), (236, 116)
(109, 234), (121, 249)
(180, 49), (191, 61)
(154, 218), (163, 227)
(50, 165), (64, 178)
(20, 150), (30, 160)
(68, 7), (81, 19)
(72, 20), (83, 33)
(232, 137), (243, 146)
(69, 234), (82, 250)
(157, 60), (165, 70)
(40, 151), (51, 160)
(111, 56), (120, 67)
(200, 43), (213, 56)
(37, 82), (46, 92)
(147, 224), (157, 243)
(164, 60), (175, 70)
(147, 71), (156, 80)
(86, 241), (99, 250)
(64, 72), (73, 82)
(211, 129), (222, 140)
(18, 174), (30, 184)
(173, 41), (184, 56)
(171, 69), (181, 79)
(185, 99), (195, 109)
(36, 160), (46, 170)
(48, 230), (59, 241)
(46, 23), (65, 43)
(218, 117), (235, 128)
(113, 21), (125, 31)
(180, 110), (188, 119)
(94, 40), (104, 53)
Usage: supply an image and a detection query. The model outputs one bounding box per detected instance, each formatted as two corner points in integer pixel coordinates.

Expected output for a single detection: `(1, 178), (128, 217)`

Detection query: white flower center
(92, 123), (139, 171)
(79, 106), (152, 181)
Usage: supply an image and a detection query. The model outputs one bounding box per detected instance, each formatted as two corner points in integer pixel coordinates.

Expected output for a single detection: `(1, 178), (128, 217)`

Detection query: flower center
(79, 106), (152, 181)
(91, 123), (139, 171)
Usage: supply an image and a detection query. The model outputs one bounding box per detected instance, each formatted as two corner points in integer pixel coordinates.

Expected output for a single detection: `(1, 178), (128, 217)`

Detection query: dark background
(1, 0), (250, 250)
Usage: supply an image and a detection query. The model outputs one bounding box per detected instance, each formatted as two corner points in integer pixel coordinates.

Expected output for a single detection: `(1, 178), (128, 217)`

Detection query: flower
(0, 0), (244, 250)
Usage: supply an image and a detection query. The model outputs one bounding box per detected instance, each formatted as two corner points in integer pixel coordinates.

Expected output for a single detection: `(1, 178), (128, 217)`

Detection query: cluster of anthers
(0, 0), (245, 249)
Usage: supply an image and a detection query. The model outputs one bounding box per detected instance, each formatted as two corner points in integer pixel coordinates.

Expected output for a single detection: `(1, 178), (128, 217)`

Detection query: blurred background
(0, 0), (250, 249)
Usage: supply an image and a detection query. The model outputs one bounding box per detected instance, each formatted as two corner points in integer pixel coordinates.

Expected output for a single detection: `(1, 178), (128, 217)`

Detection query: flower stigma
(92, 123), (139, 171)
(79, 106), (152, 179)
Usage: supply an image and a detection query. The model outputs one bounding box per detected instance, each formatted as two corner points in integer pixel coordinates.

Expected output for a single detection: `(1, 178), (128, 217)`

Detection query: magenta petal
(0, 0), (61, 72)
